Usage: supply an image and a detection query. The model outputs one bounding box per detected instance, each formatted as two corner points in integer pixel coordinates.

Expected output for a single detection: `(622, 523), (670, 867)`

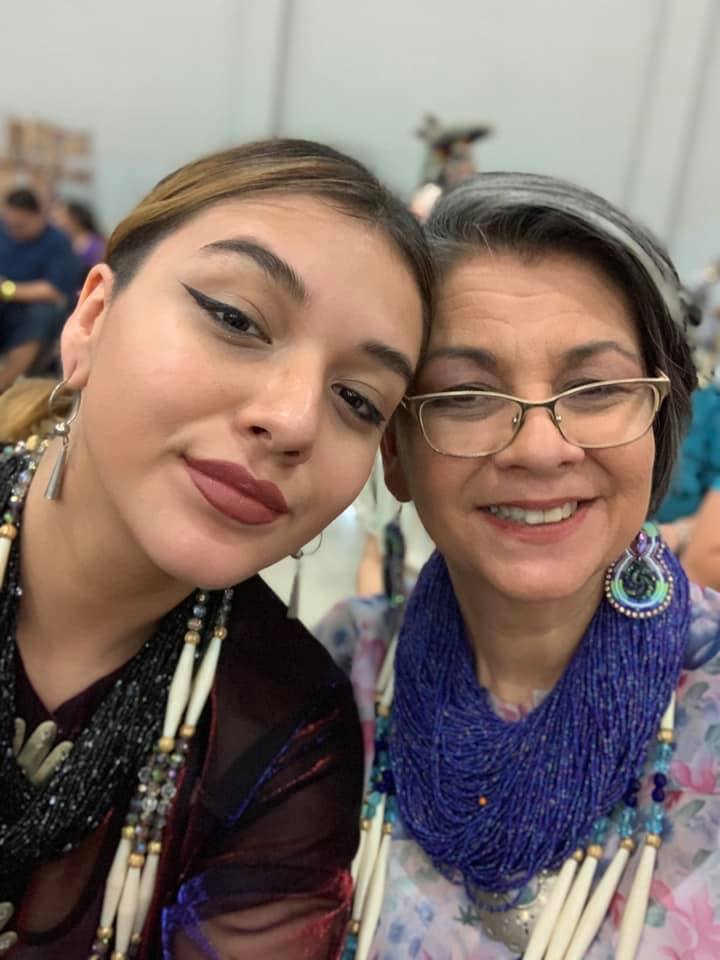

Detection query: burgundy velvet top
(8, 576), (363, 959)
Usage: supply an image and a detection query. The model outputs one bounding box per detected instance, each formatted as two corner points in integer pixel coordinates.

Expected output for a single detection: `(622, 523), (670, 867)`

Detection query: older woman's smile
(477, 497), (594, 543)
(482, 499), (580, 523)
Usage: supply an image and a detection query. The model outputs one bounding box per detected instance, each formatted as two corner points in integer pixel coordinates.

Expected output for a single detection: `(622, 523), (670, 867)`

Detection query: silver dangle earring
(287, 532), (323, 620)
(44, 381), (81, 501)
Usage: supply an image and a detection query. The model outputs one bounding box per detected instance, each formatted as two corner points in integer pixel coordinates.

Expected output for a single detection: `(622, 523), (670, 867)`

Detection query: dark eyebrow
(199, 238), (308, 305)
(423, 345), (499, 370)
(423, 341), (641, 370)
(362, 340), (415, 384)
(559, 340), (641, 366)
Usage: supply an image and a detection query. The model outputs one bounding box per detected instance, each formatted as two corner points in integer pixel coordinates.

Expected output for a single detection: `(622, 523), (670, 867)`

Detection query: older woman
(0, 139), (432, 959)
(319, 174), (720, 960)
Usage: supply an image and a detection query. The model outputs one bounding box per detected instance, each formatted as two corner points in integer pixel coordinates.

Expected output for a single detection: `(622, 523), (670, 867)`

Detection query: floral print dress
(316, 585), (720, 960)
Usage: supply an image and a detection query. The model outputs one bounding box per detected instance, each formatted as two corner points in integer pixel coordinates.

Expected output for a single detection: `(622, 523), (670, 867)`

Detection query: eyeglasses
(402, 375), (671, 458)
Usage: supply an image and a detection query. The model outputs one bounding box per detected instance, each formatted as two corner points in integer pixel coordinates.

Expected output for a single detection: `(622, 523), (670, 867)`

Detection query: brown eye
(183, 284), (270, 343)
(332, 384), (384, 426)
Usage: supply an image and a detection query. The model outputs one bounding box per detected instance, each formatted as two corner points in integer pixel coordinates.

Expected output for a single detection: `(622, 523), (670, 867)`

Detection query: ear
(381, 418), (412, 503)
(60, 264), (115, 390)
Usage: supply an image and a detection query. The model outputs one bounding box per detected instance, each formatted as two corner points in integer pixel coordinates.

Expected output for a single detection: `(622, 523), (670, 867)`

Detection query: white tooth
(497, 506), (512, 519)
(509, 507), (525, 520)
(525, 510), (545, 525)
(561, 501), (577, 519)
(544, 507), (564, 523)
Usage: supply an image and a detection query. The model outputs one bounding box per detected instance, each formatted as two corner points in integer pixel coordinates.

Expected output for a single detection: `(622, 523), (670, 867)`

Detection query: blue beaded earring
(604, 521), (674, 619)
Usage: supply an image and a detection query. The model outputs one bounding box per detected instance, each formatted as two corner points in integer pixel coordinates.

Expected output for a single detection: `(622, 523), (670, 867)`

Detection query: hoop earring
(604, 522), (674, 619)
(287, 532), (323, 620)
(44, 381), (81, 501)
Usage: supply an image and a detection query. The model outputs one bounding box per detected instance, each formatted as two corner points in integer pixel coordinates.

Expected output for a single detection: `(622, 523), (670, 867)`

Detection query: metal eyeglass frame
(401, 373), (672, 458)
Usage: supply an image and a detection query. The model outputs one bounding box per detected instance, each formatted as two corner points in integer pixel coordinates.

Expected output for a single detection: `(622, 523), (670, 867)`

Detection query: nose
(233, 357), (324, 465)
(492, 406), (585, 472)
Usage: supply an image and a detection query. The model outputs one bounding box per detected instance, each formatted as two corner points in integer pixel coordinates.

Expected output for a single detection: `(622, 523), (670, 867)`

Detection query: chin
(138, 529), (270, 592)
(487, 557), (605, 604)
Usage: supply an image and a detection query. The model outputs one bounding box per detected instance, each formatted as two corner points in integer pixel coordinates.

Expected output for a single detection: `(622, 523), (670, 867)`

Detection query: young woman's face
(389, 252), (657, 604)
(62, 196), (424, 588)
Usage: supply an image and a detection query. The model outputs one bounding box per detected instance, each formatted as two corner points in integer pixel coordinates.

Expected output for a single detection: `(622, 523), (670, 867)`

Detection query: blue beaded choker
(391, 548), (690, 899)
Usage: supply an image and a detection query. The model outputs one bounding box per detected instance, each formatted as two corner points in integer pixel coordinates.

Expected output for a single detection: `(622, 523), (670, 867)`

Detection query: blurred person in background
(52, 199), (105, 276)
(656, 369), (720, 590)
(0, 189), (81, 390)
(354, 454), (434, 597)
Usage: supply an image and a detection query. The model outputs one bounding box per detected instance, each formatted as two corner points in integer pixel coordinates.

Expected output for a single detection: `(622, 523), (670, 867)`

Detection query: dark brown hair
(107, 138), (433, 343)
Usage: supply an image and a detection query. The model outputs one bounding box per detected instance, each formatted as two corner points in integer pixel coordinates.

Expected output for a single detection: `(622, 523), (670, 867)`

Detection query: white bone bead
(133, 851), (160, 936)
(564, 845), (631, 960)
(546, 850), (600, 960)
(100, 836), (131, 928)
(351, 821), (369, 886)
(115, 865), (141, 953)
(185, 635), (223, 727)
(0, 537), (11, 589)
(356, 830), (392, 960)
(352, 795), (386, 922)
(616, 842), (658, 960)
(659, 694), (676, 734)
(162, 642), (196, 738)
(524, 855), (581, 960)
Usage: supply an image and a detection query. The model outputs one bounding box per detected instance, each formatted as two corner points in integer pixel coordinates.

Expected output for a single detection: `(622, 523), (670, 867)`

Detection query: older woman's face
(61, 196), (423, 589)
(392, 252), (655, 603)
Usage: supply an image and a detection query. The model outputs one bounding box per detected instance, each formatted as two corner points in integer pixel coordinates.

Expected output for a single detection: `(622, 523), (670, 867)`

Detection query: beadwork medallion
(605, 522), (674, 619)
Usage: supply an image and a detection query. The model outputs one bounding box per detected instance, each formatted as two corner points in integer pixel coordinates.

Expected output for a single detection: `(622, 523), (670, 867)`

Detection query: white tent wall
(1, 0), (718, 275)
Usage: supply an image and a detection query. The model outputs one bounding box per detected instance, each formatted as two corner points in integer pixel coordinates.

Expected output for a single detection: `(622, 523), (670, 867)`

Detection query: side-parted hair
(426, 173), (697, 511)
(106, 138), (433, 344)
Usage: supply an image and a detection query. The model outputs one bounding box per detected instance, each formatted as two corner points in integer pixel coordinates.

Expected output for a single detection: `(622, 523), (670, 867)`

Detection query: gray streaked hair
(425, 172), (697, 512)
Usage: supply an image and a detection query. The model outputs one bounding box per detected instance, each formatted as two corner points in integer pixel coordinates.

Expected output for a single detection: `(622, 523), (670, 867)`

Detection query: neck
(447, 562), (604, 705)
(16, 438), (194, 708)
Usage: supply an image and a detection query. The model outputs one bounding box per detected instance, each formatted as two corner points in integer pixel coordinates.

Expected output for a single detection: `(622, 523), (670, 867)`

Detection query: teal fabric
(656, 385), (720, 522)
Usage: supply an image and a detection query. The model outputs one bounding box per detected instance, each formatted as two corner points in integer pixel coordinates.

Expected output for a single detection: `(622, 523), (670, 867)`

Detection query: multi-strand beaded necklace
(346, 543), (688, 960)
(0, 441), (234, 959)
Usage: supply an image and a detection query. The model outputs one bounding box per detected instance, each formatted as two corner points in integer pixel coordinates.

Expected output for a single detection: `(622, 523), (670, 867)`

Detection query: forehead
(432, 251), (640, 356)
(149, 196), (387, 269)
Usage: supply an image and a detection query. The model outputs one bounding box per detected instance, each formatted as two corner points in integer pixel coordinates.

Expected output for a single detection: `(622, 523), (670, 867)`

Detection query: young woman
(0, 138), (432, 959)
(320, 174), (720, 959)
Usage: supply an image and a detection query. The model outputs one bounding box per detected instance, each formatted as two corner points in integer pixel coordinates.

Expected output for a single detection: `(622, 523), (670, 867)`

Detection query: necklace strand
(343, 545), (688, 960)
(0, 442), (234, 958)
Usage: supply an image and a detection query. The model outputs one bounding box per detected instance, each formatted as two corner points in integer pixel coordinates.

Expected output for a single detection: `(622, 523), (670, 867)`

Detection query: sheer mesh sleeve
(163, 681), (363, 960)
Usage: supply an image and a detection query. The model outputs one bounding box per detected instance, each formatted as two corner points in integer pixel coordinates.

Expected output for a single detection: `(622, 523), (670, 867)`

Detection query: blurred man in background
(0, 188), (80, 390)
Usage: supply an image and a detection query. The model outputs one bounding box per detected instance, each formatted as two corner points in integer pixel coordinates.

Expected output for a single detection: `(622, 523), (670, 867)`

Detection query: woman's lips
(184, 456), (288, 525)
(477, 499), (594, 544)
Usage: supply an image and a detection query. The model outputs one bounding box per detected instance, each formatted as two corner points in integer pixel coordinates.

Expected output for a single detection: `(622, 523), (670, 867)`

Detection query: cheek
(594, 434), (656, 553)
(314, 439), (379, 521)
(601, 433), (655, 504)
(404, 443), (472, 524)
(85, 308), (221, 443)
